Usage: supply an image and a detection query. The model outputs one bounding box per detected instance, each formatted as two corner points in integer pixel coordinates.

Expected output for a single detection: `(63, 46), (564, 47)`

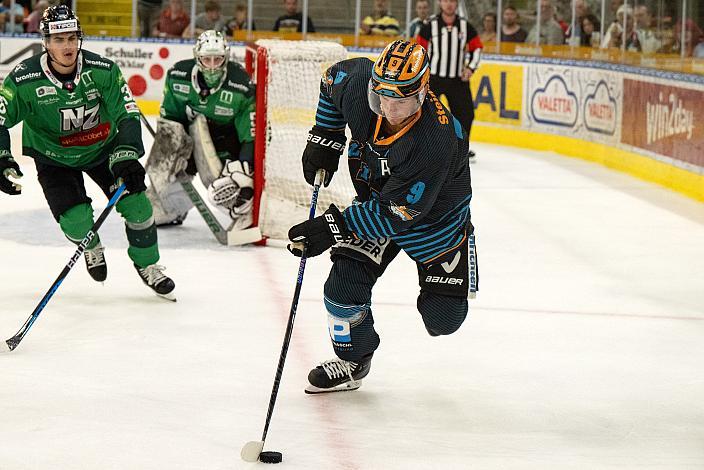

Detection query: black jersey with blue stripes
(315, 57), (472, 266)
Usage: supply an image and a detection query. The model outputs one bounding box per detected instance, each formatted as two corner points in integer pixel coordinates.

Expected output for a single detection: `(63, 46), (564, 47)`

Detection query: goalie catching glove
(287, 204), (351, 257)
(302, 126), (346, 187)
(109, 148), (147, 193)
(207, 159), (254, 226)
(0, 157), (23, 195)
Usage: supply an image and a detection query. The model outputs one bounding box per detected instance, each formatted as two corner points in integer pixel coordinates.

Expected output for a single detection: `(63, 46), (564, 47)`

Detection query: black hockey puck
(259, 451), (283, 464)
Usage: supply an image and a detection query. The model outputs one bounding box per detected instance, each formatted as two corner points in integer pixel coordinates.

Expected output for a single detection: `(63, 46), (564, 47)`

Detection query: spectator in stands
(501, 6), (527, 43)
(408, 0), (429, 38)
(153, 0), (190, 38)
(604, 0), (623, 28)
(674, 19), (704, 57)
(601, 4), (640, 51)
(182, 0), (226, 38)
(24, 0), (48, 33)
(693, 41), (704, 58)
(634, 4), (660, 54)
(566, 0), (591, 45)
(138, 0), (162, 37)
(480, 12), (497, 43)
(580, 14), (600, 47)
(0, 0), (25, 34)
(361, 0), (400, 36)
(225, 3), (254, 35)
(273, 0), (314, 33)
(526, 0), (565, 45)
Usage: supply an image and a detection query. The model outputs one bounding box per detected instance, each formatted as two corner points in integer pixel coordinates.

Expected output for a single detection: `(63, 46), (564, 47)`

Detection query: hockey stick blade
(241, 440), (264, 462)
(1, 338), (15, 353)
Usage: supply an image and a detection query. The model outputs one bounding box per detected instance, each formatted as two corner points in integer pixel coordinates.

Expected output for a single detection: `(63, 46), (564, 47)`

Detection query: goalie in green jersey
(145, 30), (256, 231)
(0, 5), (176, 300)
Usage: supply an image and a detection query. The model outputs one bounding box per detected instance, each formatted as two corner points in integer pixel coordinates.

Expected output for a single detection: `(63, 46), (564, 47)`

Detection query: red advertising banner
(622, 79), (704, 169)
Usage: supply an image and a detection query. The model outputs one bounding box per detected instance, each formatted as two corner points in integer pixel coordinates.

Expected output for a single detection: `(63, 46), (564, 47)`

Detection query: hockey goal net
(245, 39), (356, 241)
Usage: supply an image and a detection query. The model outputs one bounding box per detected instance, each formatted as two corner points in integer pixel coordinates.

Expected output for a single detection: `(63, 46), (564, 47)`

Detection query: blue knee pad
(417, 291), (468, 336)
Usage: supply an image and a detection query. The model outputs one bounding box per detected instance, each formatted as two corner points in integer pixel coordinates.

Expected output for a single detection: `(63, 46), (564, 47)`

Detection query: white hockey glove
(207, 160), (254, 228)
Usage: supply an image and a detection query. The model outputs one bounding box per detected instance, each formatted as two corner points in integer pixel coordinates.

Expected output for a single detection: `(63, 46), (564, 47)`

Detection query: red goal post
(243, 40), (354, 243)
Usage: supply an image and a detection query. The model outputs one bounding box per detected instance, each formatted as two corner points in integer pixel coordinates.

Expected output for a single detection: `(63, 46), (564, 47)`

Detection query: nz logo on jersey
(60, 104), (100, 132)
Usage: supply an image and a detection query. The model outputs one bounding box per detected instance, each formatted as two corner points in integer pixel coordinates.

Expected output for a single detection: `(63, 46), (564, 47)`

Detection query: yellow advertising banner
(470, 63), (523, 126)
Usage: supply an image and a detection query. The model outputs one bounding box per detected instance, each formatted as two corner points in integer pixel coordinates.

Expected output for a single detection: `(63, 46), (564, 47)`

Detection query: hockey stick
(241, 169), (326, 463)
(138, 113), (229, 245)
(2, 184), (126, 352)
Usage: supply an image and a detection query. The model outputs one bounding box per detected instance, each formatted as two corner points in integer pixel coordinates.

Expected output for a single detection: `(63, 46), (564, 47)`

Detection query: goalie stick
(241, 169), (326, 463)
(139, 113), (230, 245)
(2, 184), (126, 352)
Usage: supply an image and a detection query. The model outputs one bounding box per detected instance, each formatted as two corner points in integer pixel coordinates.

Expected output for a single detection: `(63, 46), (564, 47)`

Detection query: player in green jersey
(146, 30), (256, 231)
(0, 5), (176, 300)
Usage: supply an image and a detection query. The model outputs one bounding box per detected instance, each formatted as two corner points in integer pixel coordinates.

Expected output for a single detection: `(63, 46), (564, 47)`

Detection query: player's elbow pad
(302, 126), (346, 187)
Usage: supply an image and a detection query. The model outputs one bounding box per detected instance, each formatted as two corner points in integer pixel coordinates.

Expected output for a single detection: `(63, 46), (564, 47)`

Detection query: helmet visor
(367, 78), (425, 121)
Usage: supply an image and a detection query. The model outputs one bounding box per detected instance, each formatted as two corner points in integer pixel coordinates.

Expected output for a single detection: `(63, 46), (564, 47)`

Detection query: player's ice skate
(305, 356), (372, 394)
(83, 243), (107, 282)
(134, 264), (176, 301)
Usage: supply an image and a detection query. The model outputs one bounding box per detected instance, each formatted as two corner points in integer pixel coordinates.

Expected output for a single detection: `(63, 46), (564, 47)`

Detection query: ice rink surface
(1, 122), (703, 469)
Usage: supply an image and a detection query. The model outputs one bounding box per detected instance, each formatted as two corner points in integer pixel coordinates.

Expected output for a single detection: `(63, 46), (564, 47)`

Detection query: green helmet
(193, 30), (230, 88)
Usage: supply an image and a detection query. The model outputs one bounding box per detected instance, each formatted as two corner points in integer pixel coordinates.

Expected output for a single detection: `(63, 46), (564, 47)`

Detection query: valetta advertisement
(525, 64), (621, 144)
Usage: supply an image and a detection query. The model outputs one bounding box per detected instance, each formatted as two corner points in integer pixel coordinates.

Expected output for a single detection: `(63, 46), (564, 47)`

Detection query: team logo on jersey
(59, 122), (111, 147)
(36, 86), (57, 98)
(219, 90), (233, 104)
(86, 89), (101, 101)
(389, 200), (420, 221)
(81, 71), (94, 86)
(15, 71), (41, 83)
(173, 83), (190, 94)
(124, 102), (139, 113)
(60, 103), (101, 132)
(0, 86), (13, 100)
(226, 82), (248, 94)
(214, 105), (234, 116)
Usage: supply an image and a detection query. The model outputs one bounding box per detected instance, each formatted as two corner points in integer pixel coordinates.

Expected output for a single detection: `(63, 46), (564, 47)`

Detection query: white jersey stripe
(430, 20), (439, 75)
(449, 26), (459, 78)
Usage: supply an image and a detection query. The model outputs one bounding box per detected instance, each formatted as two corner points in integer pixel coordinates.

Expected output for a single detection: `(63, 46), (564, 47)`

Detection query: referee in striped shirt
(416, 0), (482, 161)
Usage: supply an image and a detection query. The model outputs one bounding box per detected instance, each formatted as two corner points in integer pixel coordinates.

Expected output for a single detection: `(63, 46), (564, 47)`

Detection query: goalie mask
(194, 30), (230, 88)
(368, 40), (430, 123)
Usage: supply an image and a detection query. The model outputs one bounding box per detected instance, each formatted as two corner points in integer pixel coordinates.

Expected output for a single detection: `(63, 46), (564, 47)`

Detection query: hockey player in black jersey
(287, 40), (478, 393)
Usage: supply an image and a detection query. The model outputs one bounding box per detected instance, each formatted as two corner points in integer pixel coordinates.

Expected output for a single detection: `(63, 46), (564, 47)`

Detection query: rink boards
(0, 34), (702, 201)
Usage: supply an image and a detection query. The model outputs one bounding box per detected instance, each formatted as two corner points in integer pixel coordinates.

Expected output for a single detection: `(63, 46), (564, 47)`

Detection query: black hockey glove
(302, 126), (346, 187)
(287, 204), (350, 258)
(0, 157), (23, 195)
(109, 149), (147, 194)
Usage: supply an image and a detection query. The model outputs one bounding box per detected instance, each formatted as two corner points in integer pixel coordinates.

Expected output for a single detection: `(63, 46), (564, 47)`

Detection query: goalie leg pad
(190, 114), (224, 188)
(145, 119), (195, 224)
(146, 118), (195, 182)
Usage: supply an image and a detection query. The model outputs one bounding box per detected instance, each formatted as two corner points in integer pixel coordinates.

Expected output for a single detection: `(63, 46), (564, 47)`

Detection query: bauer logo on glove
(287, 204), (351, 258)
